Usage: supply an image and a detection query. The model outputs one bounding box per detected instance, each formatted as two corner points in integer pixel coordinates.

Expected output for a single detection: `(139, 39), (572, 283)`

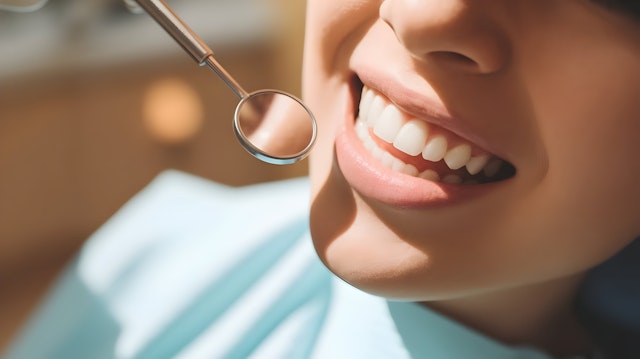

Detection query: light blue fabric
(3, 171), (553, 359)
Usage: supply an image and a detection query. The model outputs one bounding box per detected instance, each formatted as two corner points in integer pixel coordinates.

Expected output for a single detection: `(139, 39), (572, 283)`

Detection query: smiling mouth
(353, 82), (515, 185)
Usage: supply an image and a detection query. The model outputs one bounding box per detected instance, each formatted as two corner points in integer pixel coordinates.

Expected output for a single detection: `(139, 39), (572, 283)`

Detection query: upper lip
(352, 64), (510, 162)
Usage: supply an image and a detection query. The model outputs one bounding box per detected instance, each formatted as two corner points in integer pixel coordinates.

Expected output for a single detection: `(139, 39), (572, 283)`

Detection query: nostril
(430, 51), (480, 71)
(434, 51), (475, 64)
(380, 0), (510, 75)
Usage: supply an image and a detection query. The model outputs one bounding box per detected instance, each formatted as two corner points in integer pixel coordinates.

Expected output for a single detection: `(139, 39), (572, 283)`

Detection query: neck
(423, 273), (593, 357)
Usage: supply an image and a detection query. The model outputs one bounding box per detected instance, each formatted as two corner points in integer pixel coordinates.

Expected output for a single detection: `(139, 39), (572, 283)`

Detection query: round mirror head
(234, 90), (317, 165)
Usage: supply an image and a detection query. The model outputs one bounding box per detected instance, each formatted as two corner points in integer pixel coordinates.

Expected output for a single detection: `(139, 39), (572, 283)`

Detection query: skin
(302, 0), (640, 355)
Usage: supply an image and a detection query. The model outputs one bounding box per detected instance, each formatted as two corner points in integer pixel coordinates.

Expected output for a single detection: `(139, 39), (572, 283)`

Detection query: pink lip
(333, 75), (510, 208)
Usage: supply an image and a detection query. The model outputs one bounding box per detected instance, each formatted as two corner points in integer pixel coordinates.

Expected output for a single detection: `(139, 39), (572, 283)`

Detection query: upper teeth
(357, 86), (504, 180)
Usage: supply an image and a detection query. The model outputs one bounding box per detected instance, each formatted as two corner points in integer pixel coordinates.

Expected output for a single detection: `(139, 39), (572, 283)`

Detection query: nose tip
(379, 0), (509, 74)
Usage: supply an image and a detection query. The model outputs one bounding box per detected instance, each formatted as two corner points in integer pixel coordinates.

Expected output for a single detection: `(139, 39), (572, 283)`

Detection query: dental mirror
(134, 0), (316, 165)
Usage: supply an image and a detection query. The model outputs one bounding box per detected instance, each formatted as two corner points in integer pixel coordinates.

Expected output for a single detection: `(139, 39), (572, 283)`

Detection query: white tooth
(355, 119), (368, 140)
(382, 152), (395, 168)
(402, 164), (419, 176)
(372, 146), (384, 160)
(442, 174), (463, 184)
(360, 130), (368, 143)
(466, 154), (490, 175)
(364, 135), (375, 151)
(359, 87), (374, 120)
(484, 159), (503, 177)
(444, 144), (472, 170)
(367, 95), (386, 128)
(373, 105), (404, 143)
(418, 169), (440, 182)
(391, 157), (405, 172)
(393, 119), (429, 156)
(422, 136), (448, 162)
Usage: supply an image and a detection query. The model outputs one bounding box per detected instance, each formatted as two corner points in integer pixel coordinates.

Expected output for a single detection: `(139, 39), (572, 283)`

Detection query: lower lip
(334, 92), (504, 209)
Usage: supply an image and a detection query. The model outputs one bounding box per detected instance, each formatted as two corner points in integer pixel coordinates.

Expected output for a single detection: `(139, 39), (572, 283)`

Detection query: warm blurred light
(142, 77), (204, 145)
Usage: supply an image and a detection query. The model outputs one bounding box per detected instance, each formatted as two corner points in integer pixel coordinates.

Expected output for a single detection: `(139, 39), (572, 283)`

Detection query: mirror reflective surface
(234, 90), (316, 165)
(134, 0), (317, 165)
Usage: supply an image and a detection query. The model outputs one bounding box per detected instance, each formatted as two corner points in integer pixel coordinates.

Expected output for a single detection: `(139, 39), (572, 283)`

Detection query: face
(302, 0), (640, 301)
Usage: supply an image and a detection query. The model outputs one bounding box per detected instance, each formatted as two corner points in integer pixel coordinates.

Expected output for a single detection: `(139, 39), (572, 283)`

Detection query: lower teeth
(355, 118), (511, 185)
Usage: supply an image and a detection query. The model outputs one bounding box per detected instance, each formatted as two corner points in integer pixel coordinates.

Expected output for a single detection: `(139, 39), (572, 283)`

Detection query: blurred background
(0, 0), (307, 349)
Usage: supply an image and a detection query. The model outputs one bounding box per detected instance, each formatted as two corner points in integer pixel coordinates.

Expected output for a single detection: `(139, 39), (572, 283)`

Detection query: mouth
(333, 75), (516, 207)
(354, 83), (515, 185)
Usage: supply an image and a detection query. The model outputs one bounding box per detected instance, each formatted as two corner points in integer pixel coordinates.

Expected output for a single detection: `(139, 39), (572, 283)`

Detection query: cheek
(526, 46), (640, 257)
(303, 1), (376, 196)
(549, 72), (639, 177)
(518, 3), (640, 203)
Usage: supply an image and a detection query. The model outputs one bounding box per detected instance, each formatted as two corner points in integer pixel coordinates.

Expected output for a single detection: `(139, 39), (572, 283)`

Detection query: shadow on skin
(309, 153), (358, 267)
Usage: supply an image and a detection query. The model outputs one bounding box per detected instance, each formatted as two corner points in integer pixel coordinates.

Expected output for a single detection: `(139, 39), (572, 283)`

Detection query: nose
(379, 0), (509, 74)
